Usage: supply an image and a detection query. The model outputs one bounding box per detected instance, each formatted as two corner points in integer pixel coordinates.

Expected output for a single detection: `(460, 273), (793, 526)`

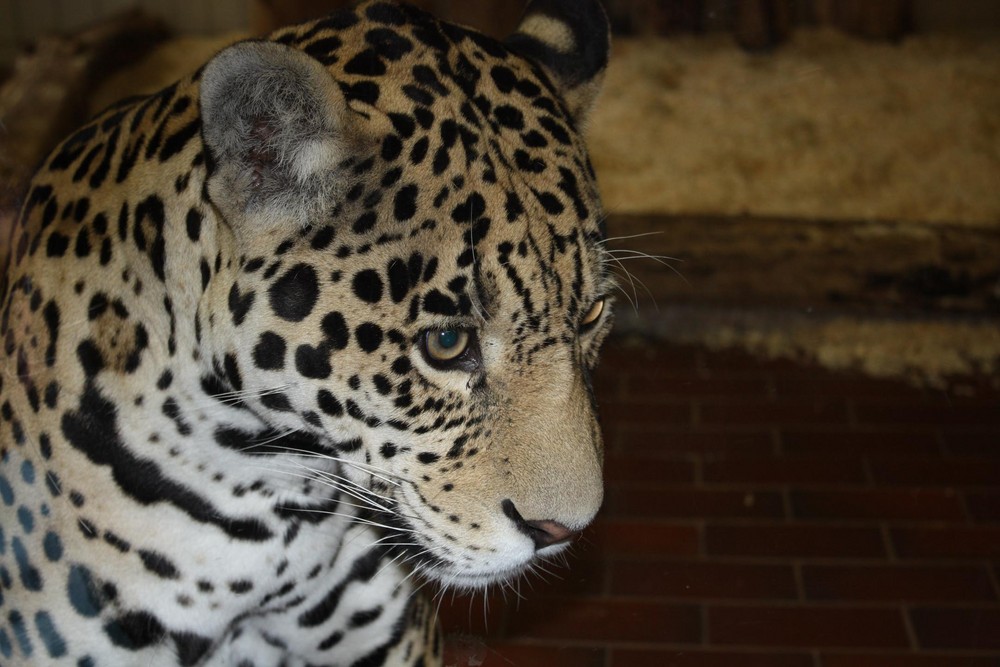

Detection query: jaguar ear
(505, 0), (611, 127)
(200, 41), (352, 230)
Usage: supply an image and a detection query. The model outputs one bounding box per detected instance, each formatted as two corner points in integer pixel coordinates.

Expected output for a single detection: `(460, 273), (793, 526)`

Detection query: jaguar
(0, 0), (613, 663)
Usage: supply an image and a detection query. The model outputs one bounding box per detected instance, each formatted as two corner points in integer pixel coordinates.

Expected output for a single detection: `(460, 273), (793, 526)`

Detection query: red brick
(706, 524), (886, 559)
(529, 555), (606, 598)
(601, 399), (692, 426)
(617, 428), (774, 456)
(821, 653), (1000, 667)
(869, 457), (1000, 486)
(910, 607), (1000, 650)
(942, 430), (1000, 457)
(604, 456), (696, 484)
(773, 372), (928, 399)
(966, 491), (1000, 522)
(585, 519), (700, 558)
(708, 605), (909, 648)
(703, 458), (866, 485)
(802, 564), (996, 602)
(698, 348), (796, 373)
(626, 373), (770, 398)
(611, 648), (813, 667)
(791, 489), (965, 522)
(780, 429), (942, 456)
(700, 399), (849, 426)
(606, 487), (786, 520)
(445, 639), (605, 667)
(437, 590), (509, 638)
(505, 597), (701, 644)
(611, 560), (797, 600)
(599, 343), (703, 373)
(854, 402), (1000, 425)
(891, 526), (1000, 559)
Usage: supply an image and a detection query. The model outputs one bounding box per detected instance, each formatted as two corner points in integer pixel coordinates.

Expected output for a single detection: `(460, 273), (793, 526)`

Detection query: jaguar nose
(501, 499), (579, 550)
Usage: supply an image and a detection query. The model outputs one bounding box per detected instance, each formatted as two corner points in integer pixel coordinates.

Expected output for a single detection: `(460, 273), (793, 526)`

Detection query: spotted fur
(0, 1), (613, 664)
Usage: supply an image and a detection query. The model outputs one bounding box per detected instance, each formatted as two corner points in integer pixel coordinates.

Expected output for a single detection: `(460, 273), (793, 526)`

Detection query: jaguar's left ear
(505, 0), (611, 127)
(200, 40), (355, 231)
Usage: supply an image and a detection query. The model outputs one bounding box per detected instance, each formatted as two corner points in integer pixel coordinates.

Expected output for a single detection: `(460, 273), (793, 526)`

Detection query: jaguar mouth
(365, 507), (570, 591)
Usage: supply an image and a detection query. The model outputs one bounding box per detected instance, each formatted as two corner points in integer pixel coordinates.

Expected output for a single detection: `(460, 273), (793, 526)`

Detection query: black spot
(228, 283), (256, 327)
(47, 233), (70, 257)
(490, 65), (517, 93)
(162, 397), (191, 436)
(339, 80), (380, 106)
(432, 146), (451, 175)
(522, 130), (548, 148)
(387, 259), (410, 303)
(172, 632), (212, 666)
(75, 227), (92, 257)
(365, 27), (414, 60)
(451, 193), (486, 223)
(304, 35), (343, 60)
(311, 225), (336, 251)
(261, 392), (293, 412)
(409, 136), (429, 165)
(505, 191), (525, 222)
(138, 550), (180, 580)
(269, 264), (320, 322)
(393, 184), (418, 222)
(417, 452), (440, 464)
(349, 606), (383, 628)
(103, 531), (131, 553)
(187, 209), (202, 243)
(381, 167), (403, 189)
(353, 211), (378, 234)
(228, 580), (253, 594)
(366, 2), (407, 25)
(160, 117), (201, 162)
(105, 610), (165, 650)
(414, 106), (434, 129)
(295, 344), (332, 379)
(381, 135), (403, 161)
(540, 115), (571, 145)
(403, 84), (435, 107)
(157, 370), (173, 390)
(422, 290), (457, 316)
(352, 270), (383, 304)
(317, 390), (343, 417)
(380, 442), (397, 458)
(321, 312), (350, 350)
(344, 49), (386, 77)
(534, 190), (565, 215)
(253, 332), (286, 370)
(224, 353), (242, 391)
(388, 113), (416, 138)
(373, 374), (392, 395)
(515, 149), (546, 173)
(494, 105), (525, 130)
(355, 323), (383, 353)
(77, 340), (105, 377)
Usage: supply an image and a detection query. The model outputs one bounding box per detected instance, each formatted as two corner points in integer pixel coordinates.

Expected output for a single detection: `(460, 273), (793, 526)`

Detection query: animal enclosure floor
(440, 339), (1000, 666)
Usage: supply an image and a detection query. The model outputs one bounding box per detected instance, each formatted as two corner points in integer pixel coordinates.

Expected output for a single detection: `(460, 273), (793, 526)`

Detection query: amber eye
(423, 328), (471, 363)
(581, 299), (605, 329)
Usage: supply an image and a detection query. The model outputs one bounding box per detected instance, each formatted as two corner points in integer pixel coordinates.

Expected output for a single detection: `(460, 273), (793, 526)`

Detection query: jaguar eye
(423, 328), (471, 363)
(581, 298), (605, 330)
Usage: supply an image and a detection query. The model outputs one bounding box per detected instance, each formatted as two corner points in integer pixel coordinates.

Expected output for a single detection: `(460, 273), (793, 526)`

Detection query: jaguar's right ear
(200, 41), (353, 230)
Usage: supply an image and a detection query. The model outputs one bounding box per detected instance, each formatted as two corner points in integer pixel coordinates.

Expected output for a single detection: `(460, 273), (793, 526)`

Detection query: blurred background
(1, 1), (998, 665)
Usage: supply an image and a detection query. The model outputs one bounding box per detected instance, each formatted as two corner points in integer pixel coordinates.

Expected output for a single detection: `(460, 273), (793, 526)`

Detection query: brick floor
(440, 340), (1000, 666)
